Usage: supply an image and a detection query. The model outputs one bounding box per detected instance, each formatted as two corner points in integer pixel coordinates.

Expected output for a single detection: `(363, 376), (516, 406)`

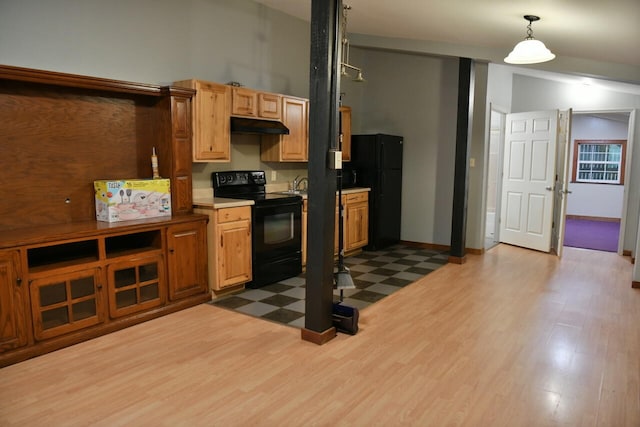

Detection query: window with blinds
(572, 140), (626, 185)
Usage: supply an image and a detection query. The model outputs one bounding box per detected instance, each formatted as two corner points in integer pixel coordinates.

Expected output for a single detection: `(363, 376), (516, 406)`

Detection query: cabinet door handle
(220, 235), (224, 247)
(169, 248), (175, 253)
(97, 283), (103, 289)
(16, 277), (22, 286)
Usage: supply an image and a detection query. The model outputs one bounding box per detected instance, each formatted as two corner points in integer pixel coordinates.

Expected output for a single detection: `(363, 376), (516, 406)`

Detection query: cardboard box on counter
(94, 179), (171, 222)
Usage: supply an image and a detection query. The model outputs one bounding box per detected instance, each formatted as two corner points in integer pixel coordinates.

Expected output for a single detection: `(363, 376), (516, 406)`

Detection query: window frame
(571, 139), (627, 185)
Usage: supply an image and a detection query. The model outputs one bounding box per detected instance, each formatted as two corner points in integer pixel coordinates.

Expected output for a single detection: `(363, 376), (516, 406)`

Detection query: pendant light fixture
(504, 15), (555, 64)
(340, 5), (365, 82)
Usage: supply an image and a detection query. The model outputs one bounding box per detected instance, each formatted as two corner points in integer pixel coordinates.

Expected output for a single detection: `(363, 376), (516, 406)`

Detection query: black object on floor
(209, 244), (448, 328)
(332, 302), (359, 335)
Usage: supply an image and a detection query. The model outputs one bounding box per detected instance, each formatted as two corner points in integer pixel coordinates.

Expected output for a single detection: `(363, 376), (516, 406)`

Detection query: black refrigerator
(349, 134), (403, 251)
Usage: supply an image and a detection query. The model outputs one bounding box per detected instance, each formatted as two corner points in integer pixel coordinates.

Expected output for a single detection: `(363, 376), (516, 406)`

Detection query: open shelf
(28, 240), (99, 273)
(105, 230), (162, 259)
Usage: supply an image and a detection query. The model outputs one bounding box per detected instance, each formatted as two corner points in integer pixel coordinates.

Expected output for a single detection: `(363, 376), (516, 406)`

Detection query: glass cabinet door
(107, 254), (165, 318)
(29, 268), (104, 341)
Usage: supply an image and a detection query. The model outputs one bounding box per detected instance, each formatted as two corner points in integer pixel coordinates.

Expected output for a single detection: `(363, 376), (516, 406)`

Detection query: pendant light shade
(505, 15), (555, 64)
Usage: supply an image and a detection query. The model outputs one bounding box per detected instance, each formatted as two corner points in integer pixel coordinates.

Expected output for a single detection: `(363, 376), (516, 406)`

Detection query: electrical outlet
(469, 158), (475, 168)
(271, 170), (277, 181)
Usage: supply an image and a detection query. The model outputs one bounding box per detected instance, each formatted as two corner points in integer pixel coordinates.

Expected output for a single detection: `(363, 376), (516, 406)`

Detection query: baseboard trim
(466, 248), (484, 255)
(566, 215), (621, 223)
(448, 255), (467, 264)
(401, 240), (484, 257)
(632, 281), (640, 289)
(301, 327), (336, 345)
(400, 240), (450, 252)
(623, 249), (632, 257)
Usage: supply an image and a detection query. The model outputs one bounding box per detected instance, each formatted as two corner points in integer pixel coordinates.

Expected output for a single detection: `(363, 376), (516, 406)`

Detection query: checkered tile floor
(209, 244), (448, 328)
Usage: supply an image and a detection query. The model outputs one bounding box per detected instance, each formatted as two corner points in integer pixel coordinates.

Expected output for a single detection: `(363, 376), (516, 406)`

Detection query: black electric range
(212, 171), (302, 288)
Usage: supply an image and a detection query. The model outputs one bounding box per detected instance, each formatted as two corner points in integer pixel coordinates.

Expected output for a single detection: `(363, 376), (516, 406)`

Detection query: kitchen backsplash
(191, 133), (308, 190)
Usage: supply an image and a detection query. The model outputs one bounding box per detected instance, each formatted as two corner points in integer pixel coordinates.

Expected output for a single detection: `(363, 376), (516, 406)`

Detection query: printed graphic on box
(94, 179), (171, 222)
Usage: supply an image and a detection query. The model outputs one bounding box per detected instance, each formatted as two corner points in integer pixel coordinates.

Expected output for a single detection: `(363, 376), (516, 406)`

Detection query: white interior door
(499, 110), (559, 252)
(551, 109), (572, 257)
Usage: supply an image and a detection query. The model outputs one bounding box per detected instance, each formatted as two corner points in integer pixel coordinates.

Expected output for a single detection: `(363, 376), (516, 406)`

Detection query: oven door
(252, 199), (302, 261)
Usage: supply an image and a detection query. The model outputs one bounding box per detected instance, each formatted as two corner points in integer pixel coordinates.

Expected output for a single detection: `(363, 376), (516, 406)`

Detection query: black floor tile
(395, 258), (421, 266)
(406, 266), (436, 275)
(260, 294), (299, 308)
(369, 267), (402, 276)
(260, 283), (295, 293)
(381, 277), (414, 287)
(208, 245), (448, 329)
(211, 296), (253, 309)
(361, 260), (387, 267)
(262, 308), (304, 324)
(349, 289), (387, 303)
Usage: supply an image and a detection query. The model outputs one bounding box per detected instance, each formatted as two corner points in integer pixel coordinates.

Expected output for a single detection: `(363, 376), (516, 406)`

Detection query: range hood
(230, 117), (289, 135)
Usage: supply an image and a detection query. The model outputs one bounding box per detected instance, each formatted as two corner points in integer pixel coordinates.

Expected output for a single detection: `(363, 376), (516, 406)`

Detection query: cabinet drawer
(344, 192), (368, 204)
(217, 206), (251, 223)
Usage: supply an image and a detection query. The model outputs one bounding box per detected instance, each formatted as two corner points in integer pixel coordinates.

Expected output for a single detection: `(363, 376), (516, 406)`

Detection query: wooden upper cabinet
(261, 96), (308, 162)
(231, 87), (257, 117)
(174, 79), (231, 162)
(258, 92), (282, 120)
(340, 106), (352, 162)
(232, 87), (282, 121)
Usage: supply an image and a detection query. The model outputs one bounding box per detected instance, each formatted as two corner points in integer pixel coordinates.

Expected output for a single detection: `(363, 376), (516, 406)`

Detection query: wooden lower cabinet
(30, 267), (104, 341)
(301, 190), (369, 267)
(167, 221), (208, 300)
(0, 250), (28, 351)
(195, 205), (252, 292)
(107, 254), (165, 318)
(344, 192), (369, 251)
(0, 215), (210, 367)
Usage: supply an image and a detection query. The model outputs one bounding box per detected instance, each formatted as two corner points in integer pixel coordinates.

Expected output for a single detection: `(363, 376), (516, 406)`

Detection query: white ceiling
(253, 0), (640, 70)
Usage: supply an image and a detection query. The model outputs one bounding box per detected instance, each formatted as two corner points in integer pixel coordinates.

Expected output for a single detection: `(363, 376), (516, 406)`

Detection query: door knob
(545, 186), (554, 191)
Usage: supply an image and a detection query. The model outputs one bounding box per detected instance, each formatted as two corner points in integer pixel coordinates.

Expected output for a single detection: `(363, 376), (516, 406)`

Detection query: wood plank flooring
(1, 244), (638, 426)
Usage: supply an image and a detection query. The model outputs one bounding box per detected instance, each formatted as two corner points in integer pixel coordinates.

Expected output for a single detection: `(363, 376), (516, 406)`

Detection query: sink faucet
(293, 175), (308, 191)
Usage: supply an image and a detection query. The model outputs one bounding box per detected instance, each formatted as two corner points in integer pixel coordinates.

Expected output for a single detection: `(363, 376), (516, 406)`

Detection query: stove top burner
(212, 170), (302, 205)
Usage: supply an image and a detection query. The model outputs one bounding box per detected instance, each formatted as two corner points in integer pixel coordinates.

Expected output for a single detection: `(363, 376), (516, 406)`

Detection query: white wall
(511, 74), (640, 251)
(567, 114), (629, 219)
(0, 0), (312, 190)
(0, 0), (310, 94)
(345, 48), (459, 246)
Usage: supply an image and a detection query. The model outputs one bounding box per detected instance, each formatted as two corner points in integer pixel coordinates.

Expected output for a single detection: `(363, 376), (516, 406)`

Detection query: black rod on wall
(302, 0), (342, 344)
(449, 57), (475, 264)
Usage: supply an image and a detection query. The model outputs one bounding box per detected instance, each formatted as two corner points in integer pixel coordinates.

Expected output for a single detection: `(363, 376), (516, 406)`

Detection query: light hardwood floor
(1, 244), (638, 426)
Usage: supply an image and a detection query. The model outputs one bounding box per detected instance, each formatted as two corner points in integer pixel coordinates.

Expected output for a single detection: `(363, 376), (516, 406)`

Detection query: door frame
(568, 109), (636, 256)
(483, 103), (507, 250)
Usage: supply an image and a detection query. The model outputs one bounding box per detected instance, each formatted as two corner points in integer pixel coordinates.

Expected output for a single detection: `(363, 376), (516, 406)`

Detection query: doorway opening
(563, 111), (631, 253)
(484, 107), (505, 250)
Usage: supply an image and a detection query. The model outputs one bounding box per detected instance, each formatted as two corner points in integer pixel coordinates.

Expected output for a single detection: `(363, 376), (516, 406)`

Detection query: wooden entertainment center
(0, 65), (210, 367)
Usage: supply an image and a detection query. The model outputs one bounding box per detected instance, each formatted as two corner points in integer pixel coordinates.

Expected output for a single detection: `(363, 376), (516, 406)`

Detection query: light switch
(469, 158), (475, 168)
(271, 170), (277, 181)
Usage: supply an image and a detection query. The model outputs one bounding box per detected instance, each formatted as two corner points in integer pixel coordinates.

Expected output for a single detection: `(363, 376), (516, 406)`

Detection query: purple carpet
(563, 218), (620, 252)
